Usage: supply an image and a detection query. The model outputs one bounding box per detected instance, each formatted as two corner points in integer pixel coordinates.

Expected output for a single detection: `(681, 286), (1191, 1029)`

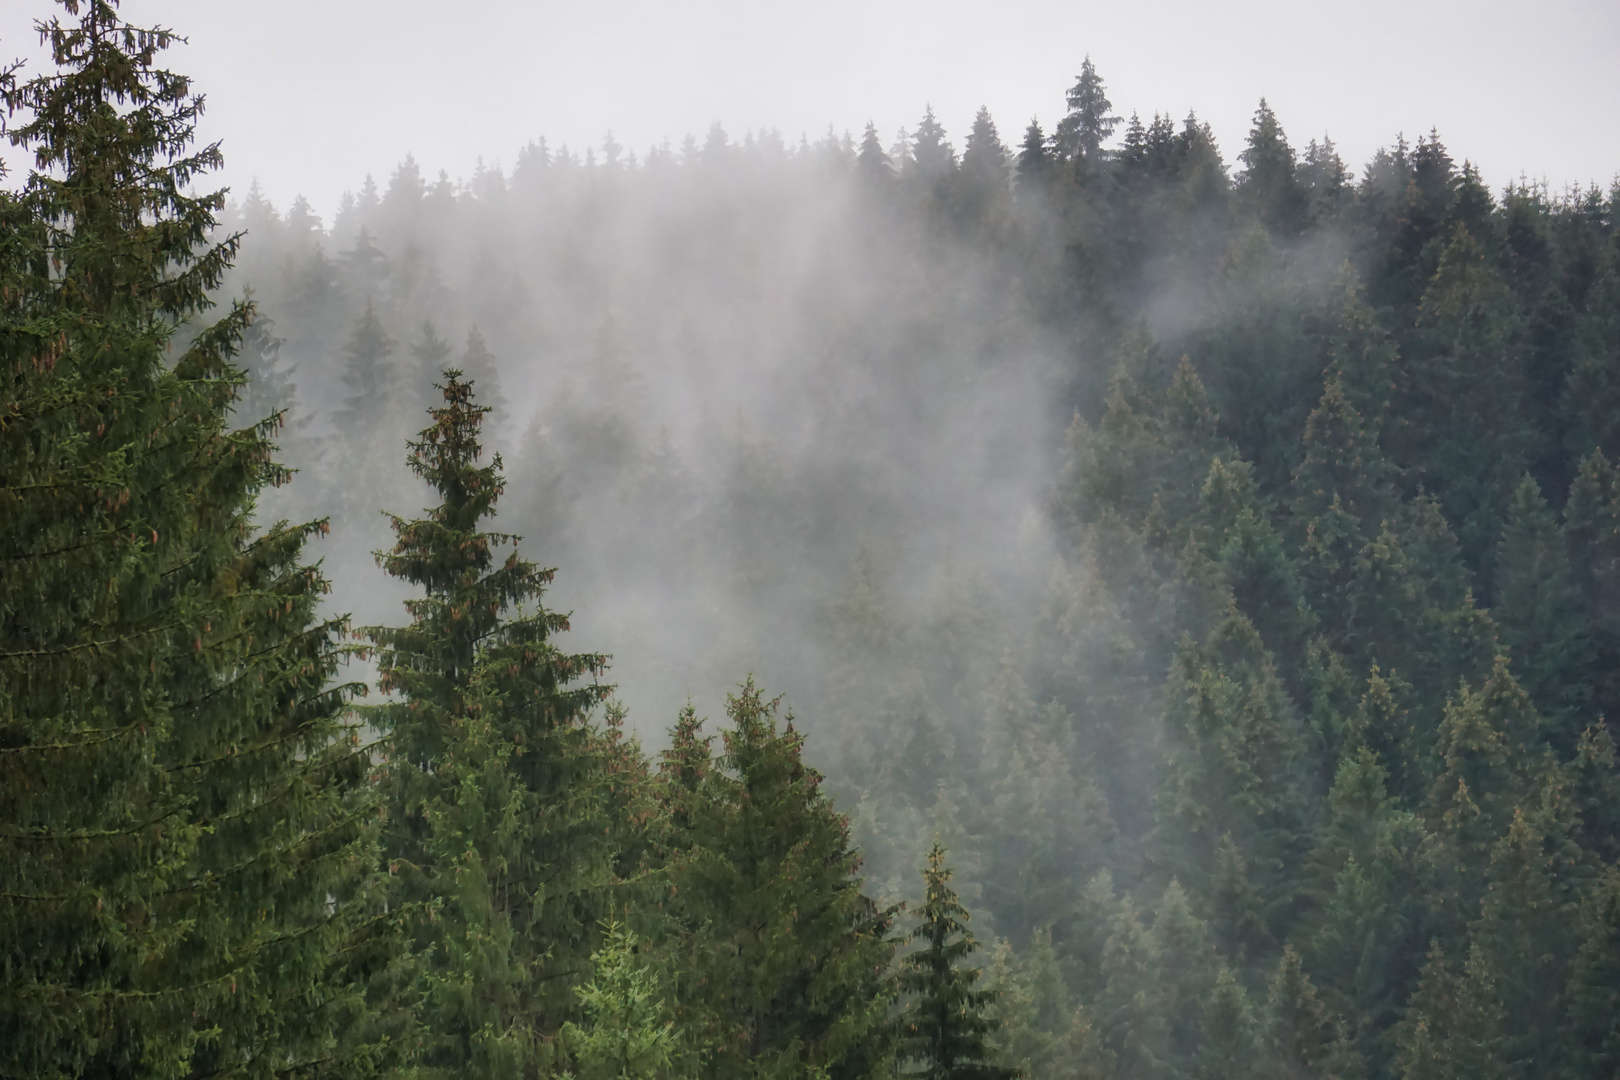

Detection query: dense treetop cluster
(5, 1), (1620, 1078)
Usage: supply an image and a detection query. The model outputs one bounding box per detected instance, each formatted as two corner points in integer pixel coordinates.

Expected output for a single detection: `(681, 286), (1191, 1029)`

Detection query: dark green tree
(1234, 100), (1306, 236)
(1561, 448), (1620, 721)
(896, 843), (1018, 1079)
(0, 3), (401, 1075)
(337, 297), (397, 438)
(909, 104), (957, 189)
(367, 370), (614, 1075)
(859, 120), (894, 185)
(1492, 475), (1589, 741)
(1566, 866), (1620, 1077)
(459, 324), (509, 433)
(1153, 605), (1311, 962)
(1262, 944), (1362, 1079)
(1053, 56), (1118, 167)
(1015, 119), (1052, 197)
(667, 680), (895, 1079)
(1403, 225), (1532, 570)
(408, 319), (452, 417)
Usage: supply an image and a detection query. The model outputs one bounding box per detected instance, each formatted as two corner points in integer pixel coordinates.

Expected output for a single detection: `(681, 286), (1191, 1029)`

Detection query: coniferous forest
(6, 2), (1620, 1077)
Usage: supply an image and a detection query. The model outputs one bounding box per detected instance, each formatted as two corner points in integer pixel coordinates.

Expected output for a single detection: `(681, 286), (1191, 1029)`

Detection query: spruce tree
(908, 104), (957, 188)
(337, 298), (397, 439)
(896, 843), (1018, 1080)
(1464, 806), (1580, 1076)
(1492, 475), (1589, 741)
(1297, 741), (1429, 1065)
(1566, 866), (1620, 1076)
(408, 319), (452, 417)
(667, 680), (895, 1079)
(366, 370), (614, 1075)
(1425, 658), (1545, 931)
(1053, 56), (1118, 166)
(1405, 224), (1532, 569)
(1153, 606), (1311, 959)
(1290, 374), (1398, 655)
(1234, 99), (1306, 236)
(1564, 448), (1620, 721)
(561, 920), (685, 1080)
(459, 325), (509, 434)
(1263, 944), (1362, 1079)
(0, 3), (399, 1075)
(858, 121), (895, 186)
(1015, 120), (1051, 197)
(1390, 943), (1507, 1080)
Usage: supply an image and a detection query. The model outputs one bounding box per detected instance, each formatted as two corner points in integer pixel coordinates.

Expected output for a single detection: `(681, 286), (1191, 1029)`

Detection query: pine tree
(1154, 605), (1311, 958)
(1562, 448), (1620, 721)
(909, 104), (957, 188)
(1147, 881), (1221, 1077)
(1298, 740), (1429, 1065)
(1390, 943), (1507, 1080)
(1234, 100), (1306, 236)
(1, 3), (399, 1075)
(858, 120), (895, 185)
(1015, 120), (1052, 198)
(1053, 56), (1118, 167)
(1492, 475), (1589, 741)
(668, 680), (895, 1079)
(337, 298), (397, 438)
(1465, 806), (1581, 1076)
(562, 920), (685, 1080)
(367, 370), (614, 1074)
(342, 222), (389, 293)
(1561, 263), (1620, 463)
(1405, 224), (1532, 570)
(1095, 897), (1172, 1080)
(459, 325), (508, 434)
(896, 843), (1018, 1079)
(1192, 454), (1313, 672)
(1425, 658), (1545, 930)
(1194, 965), (1265, 1080)
(1322, 266), (1402, 438)
(956, 106), (1010, 225)
(1566, 865), (1620, 1077)
(1289, 375), (1400, 650)
(408, 319), (452, 416)
(1263, 944), (1362, 1080)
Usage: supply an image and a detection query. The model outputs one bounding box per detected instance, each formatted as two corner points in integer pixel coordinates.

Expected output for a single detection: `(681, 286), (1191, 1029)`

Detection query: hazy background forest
(8, 1), (1620, 1077)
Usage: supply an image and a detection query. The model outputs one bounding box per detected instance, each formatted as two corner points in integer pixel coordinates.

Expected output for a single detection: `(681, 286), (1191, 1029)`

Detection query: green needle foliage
(666, 681), (896, 1080)
(896, 843), (1017, 1080)
(0, 2), (400, 1076)
(365, 369), (615, 1076)
(7, 5), (1620, 1078)
(562, 919), (684, 1080)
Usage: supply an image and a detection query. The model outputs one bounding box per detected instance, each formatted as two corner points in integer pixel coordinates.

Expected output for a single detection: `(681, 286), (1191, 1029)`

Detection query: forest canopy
(4, 2), (1620, 1078)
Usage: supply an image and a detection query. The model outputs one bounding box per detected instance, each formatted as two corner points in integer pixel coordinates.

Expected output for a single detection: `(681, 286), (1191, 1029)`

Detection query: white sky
(4, 0), (1618, 221)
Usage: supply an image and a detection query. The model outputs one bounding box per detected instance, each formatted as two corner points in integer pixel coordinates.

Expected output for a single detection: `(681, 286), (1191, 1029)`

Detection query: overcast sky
(4, 0), (1618, 221)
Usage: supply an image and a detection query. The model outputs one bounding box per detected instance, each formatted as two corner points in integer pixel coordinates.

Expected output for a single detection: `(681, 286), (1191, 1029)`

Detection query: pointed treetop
(1054, 54), (1118, 162)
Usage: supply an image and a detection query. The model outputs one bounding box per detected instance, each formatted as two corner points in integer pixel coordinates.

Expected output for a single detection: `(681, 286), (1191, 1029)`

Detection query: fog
(220, 135), (1108, 907)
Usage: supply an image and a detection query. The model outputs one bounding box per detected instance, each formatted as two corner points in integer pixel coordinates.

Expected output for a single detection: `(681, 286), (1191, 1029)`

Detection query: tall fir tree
(666, 680), (895, 1080)
(337, 298), (397, 439)
(366, 370), (615, 1075)
(1492, 475), (1590, 743)
(1053, 56), (1118, 168)
(896, 843), (1018, 1080)
(1234, 100), (1307, 237)
(0, 3), (402, 1075)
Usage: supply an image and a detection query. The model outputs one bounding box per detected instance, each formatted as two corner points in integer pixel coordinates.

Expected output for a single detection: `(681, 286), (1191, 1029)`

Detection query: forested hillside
(5, 2), (1620, 1078)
